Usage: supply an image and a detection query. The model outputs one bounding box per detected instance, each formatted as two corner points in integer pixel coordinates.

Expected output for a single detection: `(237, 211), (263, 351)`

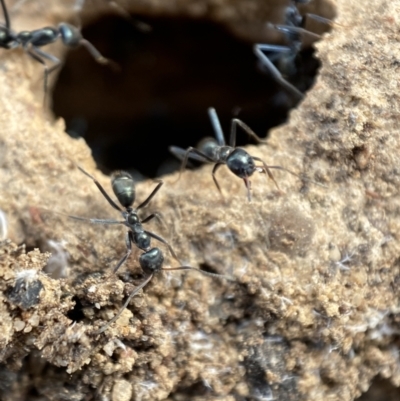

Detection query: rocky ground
(0, 0), (399, 400)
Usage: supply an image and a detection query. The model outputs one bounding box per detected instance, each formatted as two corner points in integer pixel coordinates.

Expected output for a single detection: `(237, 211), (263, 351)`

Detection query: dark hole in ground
(52, 14), (321, 179)
(66, 295), (86, 322)
(198, 263), (221, 276)
(171, 379), (213, 398)
(355, 376), (400, 401)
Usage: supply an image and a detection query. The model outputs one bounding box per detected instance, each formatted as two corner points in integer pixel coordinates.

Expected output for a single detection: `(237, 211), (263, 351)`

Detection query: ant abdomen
(111, 171), (136, 208)
(198, 138), (219, 160)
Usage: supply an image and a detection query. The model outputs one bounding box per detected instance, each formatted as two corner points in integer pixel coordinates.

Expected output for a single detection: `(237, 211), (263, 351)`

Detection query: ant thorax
(132, 229), (151, 250)
(218, 146), (234, 163)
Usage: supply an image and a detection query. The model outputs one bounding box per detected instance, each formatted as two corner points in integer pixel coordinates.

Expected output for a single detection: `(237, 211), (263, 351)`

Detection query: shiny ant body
(0, 0), (114, 99)
(170, 108), (307, 202)
(71, 167), (230, 334)
(254, 0), (331, 98)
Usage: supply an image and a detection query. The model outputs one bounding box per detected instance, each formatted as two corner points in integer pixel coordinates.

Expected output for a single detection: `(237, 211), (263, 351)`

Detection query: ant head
(139, 248), (164, 275)
(58, 23), (82, 48)
(226, 148), (256, 178)
(112, 171), (136, 208)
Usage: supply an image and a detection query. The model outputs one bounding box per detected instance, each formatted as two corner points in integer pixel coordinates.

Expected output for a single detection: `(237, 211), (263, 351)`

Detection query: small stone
(112, 380), (132, 401)
(14, 319), (25, 331)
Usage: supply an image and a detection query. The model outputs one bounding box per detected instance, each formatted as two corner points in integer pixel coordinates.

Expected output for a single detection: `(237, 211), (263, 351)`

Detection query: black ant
(70, 167), (231, 334)
(170, 107), (317, 202)
(0, 0), (116, 101)
(254, 0), (332, 99)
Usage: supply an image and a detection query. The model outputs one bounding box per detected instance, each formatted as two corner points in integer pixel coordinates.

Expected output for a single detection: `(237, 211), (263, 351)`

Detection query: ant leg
(270, 23), (321, 40)
(136, 180), (163, 210)
(112, 231), (132, 273)
(145, 231), (181, 264)
(253, 44), (304, 99)
(33, 46), (60, 66)
(79, 38), (120, 71)
(169, 146), (211, 163)
(68, 215), (124, 225)
(181, 147), (214, 167)
(77, 166), (123, 212)
(105, 0), (152, 32)
(29, 46), (61, 104)
(0, 0), (10, 30)
(207, 108), (226, 146)
(251, 156), (282, 193)
(38, 207), (124, 225)
(26, 48), (51, 104)
(212, 163), (224, 194)
(304, 13), (334, 27)
(259, 164), (327, 188)
(230, 118), (267, 147)
(173, 146), (195, 184)
(243, 177), (252, 202)
(162, 265), (235, 281)
(94, 273), (154, 334)
(170, 146), (213, 184)
(141, 212), (161, 224)
(141, 213), (167, 231)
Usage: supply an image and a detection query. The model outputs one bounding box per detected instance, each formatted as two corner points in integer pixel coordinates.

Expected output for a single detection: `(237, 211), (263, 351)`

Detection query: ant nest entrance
(52, 0), (334, 179)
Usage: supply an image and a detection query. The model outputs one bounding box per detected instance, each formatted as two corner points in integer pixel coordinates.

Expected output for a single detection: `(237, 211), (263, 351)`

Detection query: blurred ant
(70, 167), (231, 334)
(0, 0), (116, 101)
(170, 108), (316, 202)
(254, 0), (332, 98)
